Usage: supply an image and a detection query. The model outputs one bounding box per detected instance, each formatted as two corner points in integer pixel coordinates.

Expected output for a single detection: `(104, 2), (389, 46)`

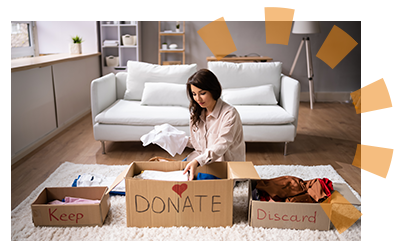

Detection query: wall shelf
(158, 21), (185, 65)
(99, 21), (141, 75)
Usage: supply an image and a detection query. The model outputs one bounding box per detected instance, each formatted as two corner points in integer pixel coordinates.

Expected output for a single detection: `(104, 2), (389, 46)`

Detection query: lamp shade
(292, 21), (320, 34)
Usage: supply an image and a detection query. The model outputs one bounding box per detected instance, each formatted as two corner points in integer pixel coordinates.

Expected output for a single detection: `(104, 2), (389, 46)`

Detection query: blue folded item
(196, 172), (220, 180)
(71, 175), (80, 187)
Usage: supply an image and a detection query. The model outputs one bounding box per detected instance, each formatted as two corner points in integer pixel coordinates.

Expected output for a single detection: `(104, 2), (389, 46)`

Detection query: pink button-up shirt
(186, 98), (246, 166)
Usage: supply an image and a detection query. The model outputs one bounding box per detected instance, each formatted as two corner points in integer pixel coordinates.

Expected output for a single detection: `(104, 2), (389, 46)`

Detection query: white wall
(34, 21), (360, 98)
(36, 21), (98, 54)
(141, 21), (361, 96)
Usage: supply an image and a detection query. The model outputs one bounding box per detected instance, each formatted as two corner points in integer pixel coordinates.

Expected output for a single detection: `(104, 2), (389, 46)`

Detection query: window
(11, 21), (36, 59)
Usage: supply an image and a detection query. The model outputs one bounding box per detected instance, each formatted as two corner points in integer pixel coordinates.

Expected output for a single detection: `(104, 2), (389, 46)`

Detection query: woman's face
(190, 84), (216, 111)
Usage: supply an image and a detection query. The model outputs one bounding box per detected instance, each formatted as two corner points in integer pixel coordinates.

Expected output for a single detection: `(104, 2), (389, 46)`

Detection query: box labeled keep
(123, 161), (260, 228)
(31, 187), (109, 226)
(31, 166), (129, 227)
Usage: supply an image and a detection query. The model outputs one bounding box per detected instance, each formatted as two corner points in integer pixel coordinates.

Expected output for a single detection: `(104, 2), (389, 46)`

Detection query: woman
(183, 69), (245, 180)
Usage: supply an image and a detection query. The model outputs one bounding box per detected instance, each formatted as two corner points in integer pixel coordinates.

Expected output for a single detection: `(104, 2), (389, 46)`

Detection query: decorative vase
(69, 43), (82, 54)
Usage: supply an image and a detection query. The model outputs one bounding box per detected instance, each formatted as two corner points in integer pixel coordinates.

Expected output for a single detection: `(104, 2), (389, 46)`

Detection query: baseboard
(300, 92), (352, 103)
(11, 109), (91, 166)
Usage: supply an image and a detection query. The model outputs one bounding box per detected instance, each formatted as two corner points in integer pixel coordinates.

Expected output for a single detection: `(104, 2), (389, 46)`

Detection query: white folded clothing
(140, 123), (188, 157)
(103, 40), (119, 46)
(134, 170), (188, 181)
(76, 173), (125, 192)
(103, 40), (118, 44)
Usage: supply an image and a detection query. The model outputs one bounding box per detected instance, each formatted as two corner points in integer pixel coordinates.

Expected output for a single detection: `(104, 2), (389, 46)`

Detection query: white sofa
(91, 61), (300, 155)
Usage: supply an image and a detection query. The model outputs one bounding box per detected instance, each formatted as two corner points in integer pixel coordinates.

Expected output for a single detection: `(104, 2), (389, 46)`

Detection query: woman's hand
(183, 159), (199, 181)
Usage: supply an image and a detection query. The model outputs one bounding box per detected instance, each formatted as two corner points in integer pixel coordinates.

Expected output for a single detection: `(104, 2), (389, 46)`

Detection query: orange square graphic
(265, 21), (293, 45)
(197, 17), (236, 60)
(264, 7), (294, 45)
(351, 78), (392, 114)
(264, 7), (294, 21)
(316, 25), (358, 69)
(352, 144), (362, 170)
(352, 144), (393, 178)
(350, 88), (362, 114)
(320, 191), (362, 234)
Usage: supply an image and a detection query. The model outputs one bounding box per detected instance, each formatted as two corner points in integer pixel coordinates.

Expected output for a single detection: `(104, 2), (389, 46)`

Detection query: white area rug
(11, 162), (361, 241)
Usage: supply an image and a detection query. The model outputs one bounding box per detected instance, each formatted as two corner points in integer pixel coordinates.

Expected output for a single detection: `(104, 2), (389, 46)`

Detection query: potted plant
(176, 21), (180, 32)
(69, 35), (83, 54)
(162, 42), (168, 50)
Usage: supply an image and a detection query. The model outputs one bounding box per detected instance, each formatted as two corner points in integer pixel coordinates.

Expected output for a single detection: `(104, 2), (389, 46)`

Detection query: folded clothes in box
(48, 196), (100, 205)
(134, 170), (188, 181)
(71, 170), (222, 197)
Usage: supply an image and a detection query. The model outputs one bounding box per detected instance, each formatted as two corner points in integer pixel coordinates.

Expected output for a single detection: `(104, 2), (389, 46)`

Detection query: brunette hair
(186, 69), (222, 128)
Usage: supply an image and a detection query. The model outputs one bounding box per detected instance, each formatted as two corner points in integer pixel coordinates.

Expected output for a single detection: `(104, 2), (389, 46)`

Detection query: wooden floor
(11, 102), (361, 210)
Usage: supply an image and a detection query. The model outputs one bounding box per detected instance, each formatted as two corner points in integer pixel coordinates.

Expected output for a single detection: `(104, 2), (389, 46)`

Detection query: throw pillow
(124, 61), (197, 100)
(221, 84), (278, 105)
(141, 82), (190, 107)
(208, 61), (282, 101)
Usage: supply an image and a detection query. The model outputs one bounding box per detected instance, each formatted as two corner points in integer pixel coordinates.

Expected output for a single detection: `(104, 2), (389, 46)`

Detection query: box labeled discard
(123, 161), (260, 228)
(248, 180), (361, 230)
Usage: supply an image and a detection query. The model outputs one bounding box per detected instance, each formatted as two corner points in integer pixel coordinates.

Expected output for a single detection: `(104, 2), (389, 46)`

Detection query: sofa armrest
(280, 74), (300, 128)
(91, 73), (117, 125)
(116, 72), (128, 99)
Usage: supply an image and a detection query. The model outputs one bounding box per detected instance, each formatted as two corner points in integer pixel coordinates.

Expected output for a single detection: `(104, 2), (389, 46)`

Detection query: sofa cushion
(208, 61), (282, 101)
(221, 84), (277, 105)
(235, 105), (295, 125)
(95, 100), (190, 126)
(124, 61), (197, 100)
(141, 82), (190, 108)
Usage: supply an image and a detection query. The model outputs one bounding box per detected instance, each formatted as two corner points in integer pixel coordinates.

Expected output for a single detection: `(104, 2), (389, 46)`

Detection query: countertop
(11, 52), (101, 73)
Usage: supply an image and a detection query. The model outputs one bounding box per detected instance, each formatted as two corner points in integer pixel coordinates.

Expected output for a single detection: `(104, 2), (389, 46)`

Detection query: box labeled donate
(123, 161), (260, 228)
(248, 181), (361, 230)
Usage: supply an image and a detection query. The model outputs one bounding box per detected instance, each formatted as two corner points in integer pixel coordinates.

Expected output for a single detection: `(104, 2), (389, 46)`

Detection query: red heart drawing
(172, 183), (188, 198)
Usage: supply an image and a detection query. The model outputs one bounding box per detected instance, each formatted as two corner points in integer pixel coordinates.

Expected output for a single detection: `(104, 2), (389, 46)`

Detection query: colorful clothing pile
(252, 176), (334, 203)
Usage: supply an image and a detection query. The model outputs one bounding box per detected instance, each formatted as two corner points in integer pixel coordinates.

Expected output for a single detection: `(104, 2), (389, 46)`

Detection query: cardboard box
(122, 161), (260, 228)
(31, 187), (110, 227)
(30, 167), (129, 227)
(248, 181), (361, 230)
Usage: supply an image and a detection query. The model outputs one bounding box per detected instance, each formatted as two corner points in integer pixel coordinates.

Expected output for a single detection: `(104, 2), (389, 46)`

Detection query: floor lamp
(289, 21), (320, 109)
